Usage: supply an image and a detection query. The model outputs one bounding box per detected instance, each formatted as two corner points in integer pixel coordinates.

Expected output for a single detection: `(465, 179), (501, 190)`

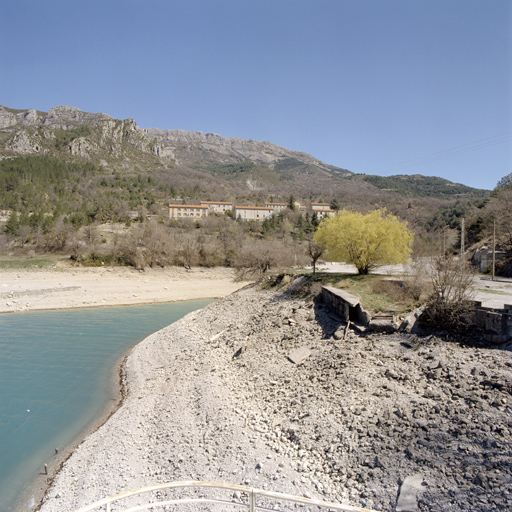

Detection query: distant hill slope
(0, 105), (488, 225)
(145, 127), (352, 178)
(363, 174), (488, 199)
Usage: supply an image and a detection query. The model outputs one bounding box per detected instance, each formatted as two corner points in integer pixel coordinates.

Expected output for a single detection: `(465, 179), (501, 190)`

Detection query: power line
(367, 131), (512, 176)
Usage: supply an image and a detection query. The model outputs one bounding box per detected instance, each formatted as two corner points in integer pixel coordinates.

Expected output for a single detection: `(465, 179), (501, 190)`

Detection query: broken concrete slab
(288, 346), (312, 365)
(369, 317), (400, 333)
(396, 473), (426, 512)
(323, 286), (361, 307)
(351, 322), (368, 334)
(322, 286), (371, 325)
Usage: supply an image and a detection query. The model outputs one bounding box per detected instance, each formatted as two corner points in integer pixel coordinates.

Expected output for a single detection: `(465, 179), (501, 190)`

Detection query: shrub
(403, 258), (433, 301)
(423, 257), (475, 331)
(233, 239), (297, 280)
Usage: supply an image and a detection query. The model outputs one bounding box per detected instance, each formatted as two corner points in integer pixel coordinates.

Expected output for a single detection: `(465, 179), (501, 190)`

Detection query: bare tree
(234, 239), (296, 281)
(174, 234), (197, 269)
(424, 256), (475, 330)
(47, 219), (73, 251)
(83, 224), (99, 247)
(120, 221), (175, 268)
(308, 241), (324, 275)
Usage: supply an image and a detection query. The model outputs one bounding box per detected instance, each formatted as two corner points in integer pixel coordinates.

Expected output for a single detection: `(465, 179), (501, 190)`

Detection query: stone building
(310, 203), (336, 218)
(169, 204), (209, 219)
(200, 201), (233, 214)
(233, 206), (274, 221)
(265, 202), (288, 212)
(310, 202), (331, 211)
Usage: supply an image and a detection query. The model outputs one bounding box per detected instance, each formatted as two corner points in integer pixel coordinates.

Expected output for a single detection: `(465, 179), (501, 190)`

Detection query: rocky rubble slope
(38, 280), (512, 512)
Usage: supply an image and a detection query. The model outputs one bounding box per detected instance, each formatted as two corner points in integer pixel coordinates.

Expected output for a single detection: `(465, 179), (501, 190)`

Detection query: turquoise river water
(0, 300), (213, 512)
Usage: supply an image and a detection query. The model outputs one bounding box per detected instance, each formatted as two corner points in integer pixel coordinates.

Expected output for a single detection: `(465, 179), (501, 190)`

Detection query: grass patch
(477, 288), (510, 296)
(276, 272), (422, 314)
(0, 255), (69, 269)
(326, 274), (402, 314)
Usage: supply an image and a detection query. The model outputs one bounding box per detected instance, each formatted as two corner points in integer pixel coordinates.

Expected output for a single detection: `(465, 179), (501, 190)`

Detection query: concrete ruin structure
(322, 286), (371, 325)
(323, 285), (512, 343)
(323, 286), (403, 333)
(473, 247), (507, 273)
(471, 301), (512, 343)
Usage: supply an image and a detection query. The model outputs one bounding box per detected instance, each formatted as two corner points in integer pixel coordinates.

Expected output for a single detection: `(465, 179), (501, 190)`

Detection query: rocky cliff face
(0, 105), (350, 178)
(0, 107), (42, 129)
(42, 105), (112, 129)
(145, 127), (347, 175)
(0, 105), (170, 167)
(0, 105), (109, 130)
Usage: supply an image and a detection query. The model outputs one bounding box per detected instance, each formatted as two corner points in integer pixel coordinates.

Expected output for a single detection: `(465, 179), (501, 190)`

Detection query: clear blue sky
(1, 0), (511, 190)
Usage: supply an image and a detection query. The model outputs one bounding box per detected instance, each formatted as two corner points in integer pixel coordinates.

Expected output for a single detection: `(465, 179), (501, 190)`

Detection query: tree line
(2, 155), (508, 277)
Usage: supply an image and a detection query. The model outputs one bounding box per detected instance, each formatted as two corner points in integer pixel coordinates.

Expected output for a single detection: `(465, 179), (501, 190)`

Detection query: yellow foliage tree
(314, 209), (414, 274)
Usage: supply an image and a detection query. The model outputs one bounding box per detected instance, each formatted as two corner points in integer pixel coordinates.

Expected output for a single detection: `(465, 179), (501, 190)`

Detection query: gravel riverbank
(37, 279), (512, 512)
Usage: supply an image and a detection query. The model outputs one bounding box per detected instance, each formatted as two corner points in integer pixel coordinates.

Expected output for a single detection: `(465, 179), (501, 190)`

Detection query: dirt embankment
(38, 280), (512, 512)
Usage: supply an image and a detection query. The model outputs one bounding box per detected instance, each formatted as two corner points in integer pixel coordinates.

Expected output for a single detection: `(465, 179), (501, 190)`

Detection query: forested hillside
(363, 174), (488, 199)
(0, 104), (495, 271)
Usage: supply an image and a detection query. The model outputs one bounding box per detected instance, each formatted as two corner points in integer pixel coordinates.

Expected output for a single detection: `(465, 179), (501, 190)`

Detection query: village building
(169, 204), (209, 219)
(167, 198), (333, 221)
(310, 202), (332, 211)
(265, 202), (288, 212)
(200, 201), (233, 214)
(233, 205), (274, 221)
(315, 209), (336, 218)
(310, 202), (336, 218)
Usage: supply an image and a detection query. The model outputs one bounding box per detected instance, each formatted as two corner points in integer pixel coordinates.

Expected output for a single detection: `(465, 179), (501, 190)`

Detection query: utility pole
(461, 218), (465, 276)
(443, 227), (446, 262)
(492, 217), (496, 281)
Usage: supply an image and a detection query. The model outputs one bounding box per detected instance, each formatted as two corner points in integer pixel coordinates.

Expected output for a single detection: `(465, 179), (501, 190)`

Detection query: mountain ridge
(0, 105), (352, 179)
(0, 105), (488, 204)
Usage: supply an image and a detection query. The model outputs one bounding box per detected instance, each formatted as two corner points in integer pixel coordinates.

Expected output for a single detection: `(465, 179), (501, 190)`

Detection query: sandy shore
(0, 266), (250, 313)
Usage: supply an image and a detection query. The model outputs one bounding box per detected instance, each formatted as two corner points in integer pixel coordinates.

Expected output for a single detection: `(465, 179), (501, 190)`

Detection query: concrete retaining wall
(471, 301), (512, 343)
(322, 286), (371, 325)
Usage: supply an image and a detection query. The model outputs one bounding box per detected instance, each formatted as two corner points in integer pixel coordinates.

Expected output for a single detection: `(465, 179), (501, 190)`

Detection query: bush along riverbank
(38, 278), (512, 512)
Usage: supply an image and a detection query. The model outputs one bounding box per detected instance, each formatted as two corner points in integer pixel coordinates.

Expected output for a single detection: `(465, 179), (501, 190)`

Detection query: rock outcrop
(42, 105), (111, 129)
(0, 107), (17, 128)
(7, 130), (43, 154)
(0, 104), (350, 179)
(0, 105), (168, 168)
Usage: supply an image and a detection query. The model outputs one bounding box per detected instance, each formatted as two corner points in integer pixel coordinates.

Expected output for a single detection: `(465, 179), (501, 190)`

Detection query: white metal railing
(74, 480), (380, 512)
